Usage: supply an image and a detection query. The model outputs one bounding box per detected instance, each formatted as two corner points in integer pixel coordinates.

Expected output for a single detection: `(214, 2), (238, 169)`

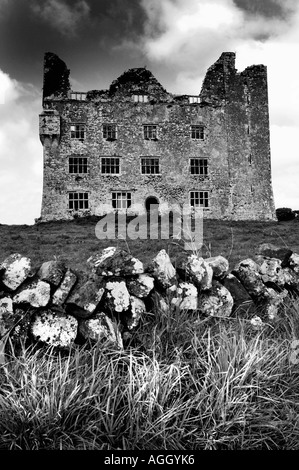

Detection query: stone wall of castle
(39, 52), (275, 222)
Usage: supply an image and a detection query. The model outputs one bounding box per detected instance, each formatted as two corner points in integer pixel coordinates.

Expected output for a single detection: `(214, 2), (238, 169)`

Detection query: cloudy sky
(0, 0), (298, 225)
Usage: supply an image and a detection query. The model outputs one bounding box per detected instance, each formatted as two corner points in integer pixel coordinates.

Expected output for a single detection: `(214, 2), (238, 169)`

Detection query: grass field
(1, 216), (299, 450)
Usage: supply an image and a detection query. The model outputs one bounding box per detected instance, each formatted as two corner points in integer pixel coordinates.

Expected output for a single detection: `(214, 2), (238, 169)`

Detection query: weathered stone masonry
(39, 52), (275, 222)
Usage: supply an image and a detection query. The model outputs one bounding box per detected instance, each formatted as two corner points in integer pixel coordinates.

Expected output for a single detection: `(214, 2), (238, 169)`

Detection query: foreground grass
(2, 300), (299, 450)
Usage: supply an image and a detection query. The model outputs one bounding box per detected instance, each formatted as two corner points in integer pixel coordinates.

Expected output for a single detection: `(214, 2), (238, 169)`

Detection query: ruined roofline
(42, 51), (267, 105)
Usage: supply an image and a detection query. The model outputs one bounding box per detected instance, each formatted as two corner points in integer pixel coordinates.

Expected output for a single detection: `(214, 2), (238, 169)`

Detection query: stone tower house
(39, 52), (275, 221)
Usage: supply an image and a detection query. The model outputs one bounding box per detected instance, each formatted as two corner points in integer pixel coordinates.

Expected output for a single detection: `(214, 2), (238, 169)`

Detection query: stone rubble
(1, 244), (299, 351)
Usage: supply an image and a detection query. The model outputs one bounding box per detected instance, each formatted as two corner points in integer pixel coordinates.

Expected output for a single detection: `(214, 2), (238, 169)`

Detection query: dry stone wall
(1, 244), (299, 354)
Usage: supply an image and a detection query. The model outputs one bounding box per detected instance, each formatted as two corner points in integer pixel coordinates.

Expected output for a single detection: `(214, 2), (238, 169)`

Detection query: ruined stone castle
(39, 52), (275, 221)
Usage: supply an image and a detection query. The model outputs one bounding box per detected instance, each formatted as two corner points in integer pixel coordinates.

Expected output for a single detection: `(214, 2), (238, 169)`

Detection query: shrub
(276, 207), (295, 221)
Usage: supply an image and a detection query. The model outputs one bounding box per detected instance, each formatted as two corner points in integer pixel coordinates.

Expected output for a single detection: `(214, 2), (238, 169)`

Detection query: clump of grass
(1, 299), (299, 450)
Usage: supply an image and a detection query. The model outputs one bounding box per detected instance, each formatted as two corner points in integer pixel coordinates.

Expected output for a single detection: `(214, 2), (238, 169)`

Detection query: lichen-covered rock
(198, 281), (233, 317)
(168, 283), (198, 311)
(37, 260), (66, 287)
(223, 274), (254, 314)
(232, 259), (266, 299)
(105, 280), (130, 313)
(52, 268), (77, 305)
(125, 296), (146, 330)
(147, 250), (176, 288)
(205, 256), (229, 280)
(31, 310), (78, 348)
(259, 258), (286, 287)
(288, 253), (299, 275)
(13, 280), (51, 308)
(0, 254), (32, 291)
(256, 243), (292, 266)
(66, 274), (105, 318)
(177, 253), (213, 290)
(78, 312), (123, 348)
(262, 287), (289, 321)
(126, 274), (155, 298)
(87, 247), (144, 276)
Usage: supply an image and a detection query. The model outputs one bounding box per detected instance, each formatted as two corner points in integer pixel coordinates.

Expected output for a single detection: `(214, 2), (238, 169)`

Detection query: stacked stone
(1, 243), (299, 351)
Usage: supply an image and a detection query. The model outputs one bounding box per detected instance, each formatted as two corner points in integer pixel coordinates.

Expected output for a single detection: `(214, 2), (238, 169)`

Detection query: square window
(101, 157), (120, 174)
(143, 125), (158, 140)
(69, 192), (89, 211)
(133, 95), (148, 103)
(112, 192), (132, 209)
(103, 124), (117, 140)
(191, 125), (204, 140)
(141, 157), (160, 174)
(190, 158), (208, 176)
(190, 191), (209, 208)
(69, 157), (88, 174)
(70, 124), (85, 141)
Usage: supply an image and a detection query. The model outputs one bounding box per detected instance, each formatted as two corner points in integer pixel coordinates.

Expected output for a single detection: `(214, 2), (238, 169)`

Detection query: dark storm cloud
(233, 0), (296, 19)
(0, 0), (147, 89)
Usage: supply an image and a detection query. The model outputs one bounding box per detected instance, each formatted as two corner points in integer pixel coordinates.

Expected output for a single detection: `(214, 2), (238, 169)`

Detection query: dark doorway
(145, 196), (159, 213)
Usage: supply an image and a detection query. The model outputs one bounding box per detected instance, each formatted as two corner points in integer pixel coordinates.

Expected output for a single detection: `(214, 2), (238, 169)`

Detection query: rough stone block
(147, 249), (176, 288)
(223, 273), (254, 314)
(105, 280), (130, 313)
(87, 247), (144, 276)
(205, 255), (229, 280)
(288, 253), (299, 275)
(126, 274), (155, 298)
(31, 310), (78, 348)
(52, 268), (77, 305)
(168, 282), (198, 311)
(198, 281), (233, 317)
(256, 243), (292, 266)
(0, 254), (33, 291)
(37, 260), (66, 287)
(176, 253), (213, 290)
(232, 259), (266, 299)
(125, 296), (146, 330)
(13, 280), (51, 308)
(66, 274), (105, 318)
(79, 312), (123, 348)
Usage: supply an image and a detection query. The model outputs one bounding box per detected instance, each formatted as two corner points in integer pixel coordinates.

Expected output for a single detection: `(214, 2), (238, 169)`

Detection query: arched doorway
(145, 196), (159, 214)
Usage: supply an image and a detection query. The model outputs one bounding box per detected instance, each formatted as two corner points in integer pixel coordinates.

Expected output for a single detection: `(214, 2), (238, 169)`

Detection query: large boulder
(37, 260), (66, 287)
(66, 274), (105, 319)
(87, 247), (144, 277)
(176, 253), (213, 290)
(198, 281), (233, 317)
(52, 268), (77, 306)
(126, 274), (155, 298)
(0, 254), (33, 291)
(13, 280), (51, 308)
(78, 312), (123, 348)
(147, 250), (176, 288)
(205, 256), (229, 280)
(232, 259), (266, 300)
(105, 280), (130, 313)
(168, 282), (198, 311)
(31, 310), (78, 348)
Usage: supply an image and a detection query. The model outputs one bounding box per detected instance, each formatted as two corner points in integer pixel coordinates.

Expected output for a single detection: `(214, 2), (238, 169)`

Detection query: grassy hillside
(1, 216), (298, 270)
